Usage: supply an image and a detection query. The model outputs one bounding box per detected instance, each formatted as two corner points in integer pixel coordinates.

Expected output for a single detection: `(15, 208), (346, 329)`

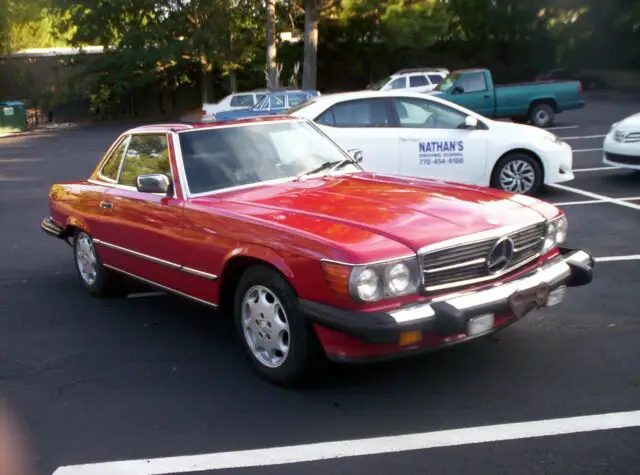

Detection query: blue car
(210, 89), (320, 122)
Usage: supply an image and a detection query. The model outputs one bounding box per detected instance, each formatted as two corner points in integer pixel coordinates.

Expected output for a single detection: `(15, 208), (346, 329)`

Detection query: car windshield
(178, 120), (361, 195)
(366, 77), (389, 91)
(434, 72), (461, 92)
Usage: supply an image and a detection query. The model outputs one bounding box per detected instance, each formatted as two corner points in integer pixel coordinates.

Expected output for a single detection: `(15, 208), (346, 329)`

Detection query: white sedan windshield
(179, 120), (359, 194)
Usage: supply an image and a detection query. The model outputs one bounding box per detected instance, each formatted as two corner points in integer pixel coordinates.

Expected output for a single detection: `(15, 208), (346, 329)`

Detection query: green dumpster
(0, 100), (27, 134)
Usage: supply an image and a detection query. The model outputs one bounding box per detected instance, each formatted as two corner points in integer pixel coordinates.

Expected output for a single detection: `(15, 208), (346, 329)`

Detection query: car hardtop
(122, 116), (305, 136)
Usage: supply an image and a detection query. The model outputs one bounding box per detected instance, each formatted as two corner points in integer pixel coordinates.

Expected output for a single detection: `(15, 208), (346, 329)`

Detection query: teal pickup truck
(430, 68), (584, 127)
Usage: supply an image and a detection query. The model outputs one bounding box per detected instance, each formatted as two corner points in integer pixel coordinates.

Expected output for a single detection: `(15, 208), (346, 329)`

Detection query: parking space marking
(561, 134), (606, 140)
(595, 255), (640, 262)
(549, 184), (640, 211)
(548, 125), (579, 131)
(574, 148), (603, 153)
(553, 196), (640, 206)
(52, 410), (640, 475)
(573, 167), (617, 172)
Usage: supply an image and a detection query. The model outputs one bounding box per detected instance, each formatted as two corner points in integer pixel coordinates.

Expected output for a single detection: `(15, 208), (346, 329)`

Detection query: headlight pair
(542, 215), (568, 253)
(322, 257), (421, 303)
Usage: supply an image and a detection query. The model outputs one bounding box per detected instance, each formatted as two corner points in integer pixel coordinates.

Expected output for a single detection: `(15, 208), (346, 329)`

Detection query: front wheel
(490, 153), (543, 195)
(233, 265), (324, 386)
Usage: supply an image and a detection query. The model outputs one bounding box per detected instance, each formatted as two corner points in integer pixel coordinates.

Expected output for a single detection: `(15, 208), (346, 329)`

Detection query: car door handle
(483, 94), (490, 99)
(99, 201), (113, 209)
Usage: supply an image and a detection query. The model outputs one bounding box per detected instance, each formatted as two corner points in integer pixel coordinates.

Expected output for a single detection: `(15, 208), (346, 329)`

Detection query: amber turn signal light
(321, 262), (351, 297)
(398, 330), (422, 346)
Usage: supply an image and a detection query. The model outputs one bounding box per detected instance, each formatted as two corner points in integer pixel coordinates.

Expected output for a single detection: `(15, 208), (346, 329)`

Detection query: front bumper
(602, 134), (640, 170)
(300, 247), (594, 346)
(543, 141), (574, 185)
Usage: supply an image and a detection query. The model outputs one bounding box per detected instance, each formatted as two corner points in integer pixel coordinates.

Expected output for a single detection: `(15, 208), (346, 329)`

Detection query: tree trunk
(265, 0), (278, 88)
(230, 71), (238, 92)
(200, 45), (211, 104)
(302, 0), (319, 90)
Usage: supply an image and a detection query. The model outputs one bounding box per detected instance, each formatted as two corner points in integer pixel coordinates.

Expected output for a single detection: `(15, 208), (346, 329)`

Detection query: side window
(330, 99), (391, 127)
(427, 74), (444, 85)
(269, 94), (286, 109)
(315, 108), (336, 126)
(255, 94), (267, 103)
(287, 93), (308, 107)
(388, 77), (406, 89)
(118, 134), (171, 187)
(392, 97), (467, 129)
(99, 137), (128, 181)
(409, 75), (428, 87)
(458, 72), (487, 93)
(229, 94), (255, 107)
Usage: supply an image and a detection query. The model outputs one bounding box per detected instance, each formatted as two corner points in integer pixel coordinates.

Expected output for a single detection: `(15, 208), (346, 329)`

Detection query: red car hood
(203, 173), (554, 253)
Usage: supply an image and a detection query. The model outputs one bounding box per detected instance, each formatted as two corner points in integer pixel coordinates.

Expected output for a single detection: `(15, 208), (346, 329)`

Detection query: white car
(603, 113), (640, 171)
(367, 68), (449, 93)
(288, 90), (574, 195)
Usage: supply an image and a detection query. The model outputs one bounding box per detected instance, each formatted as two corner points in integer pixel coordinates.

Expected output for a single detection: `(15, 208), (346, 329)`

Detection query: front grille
(421, 222), (546, 292)
(605, 152), (640, 165)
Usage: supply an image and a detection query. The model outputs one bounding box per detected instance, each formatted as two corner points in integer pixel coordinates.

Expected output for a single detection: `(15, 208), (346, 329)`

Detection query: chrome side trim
(93, 238), (218, 280)
(103, 264), (218, 308)
(182, 266), (218, 280)
(417, 218), (546, 255)
(424, 252), (541, 292)
(320, 254), (417, 267)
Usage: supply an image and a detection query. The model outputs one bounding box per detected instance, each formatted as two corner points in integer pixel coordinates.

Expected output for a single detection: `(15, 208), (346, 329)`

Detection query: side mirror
(452, 85), (464, 95)
(464, 116), (479, 129)
(136, 173), (172, 194)
(347, 149), (363, 163)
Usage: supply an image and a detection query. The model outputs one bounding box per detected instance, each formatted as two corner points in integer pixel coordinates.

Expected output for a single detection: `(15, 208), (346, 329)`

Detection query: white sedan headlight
(542, 132), (563, 145)
(349, 258), (420, 302)
(542, 215), (568, 253)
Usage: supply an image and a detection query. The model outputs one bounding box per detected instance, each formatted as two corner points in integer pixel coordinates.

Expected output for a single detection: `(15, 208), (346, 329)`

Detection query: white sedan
(603, 113), (640, 171)
(288, 90), (575, 195)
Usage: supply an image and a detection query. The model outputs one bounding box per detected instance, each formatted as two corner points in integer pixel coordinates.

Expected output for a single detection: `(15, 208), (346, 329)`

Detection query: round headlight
(543, 220), (557, 253)
(386, 263), (411, 295)
(356, 268), (380, 301)
(556, 216), (568, 243)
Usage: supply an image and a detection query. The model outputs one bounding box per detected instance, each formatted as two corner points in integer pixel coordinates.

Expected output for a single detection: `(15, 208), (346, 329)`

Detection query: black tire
(490, 152), (543, 196)
(529, 103), (555, 128)
(72, 230), (121, 297)
(233, 264), (324, 386)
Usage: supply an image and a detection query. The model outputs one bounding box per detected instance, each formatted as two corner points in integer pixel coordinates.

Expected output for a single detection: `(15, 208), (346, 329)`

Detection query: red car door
(95, 132), (187, 291)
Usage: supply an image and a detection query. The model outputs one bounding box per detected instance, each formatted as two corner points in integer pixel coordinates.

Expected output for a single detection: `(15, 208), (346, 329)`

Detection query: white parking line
(548, 183), (640, 211)
(573, 167), (617, 172)
(595, 255), (640, 262)
(574, 148), (603, 153)
(548, 125), (579, 131)
(553, 196), (640, 206)
(52, 409), (640, 474)
(561, 134), (606, 140)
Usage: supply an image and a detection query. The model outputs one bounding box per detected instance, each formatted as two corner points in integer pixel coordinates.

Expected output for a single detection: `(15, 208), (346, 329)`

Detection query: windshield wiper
(294, 160), (341, 180)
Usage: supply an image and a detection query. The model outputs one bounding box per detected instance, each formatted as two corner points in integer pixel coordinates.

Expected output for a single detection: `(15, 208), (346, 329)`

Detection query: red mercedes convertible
(41, 116), (595, 385)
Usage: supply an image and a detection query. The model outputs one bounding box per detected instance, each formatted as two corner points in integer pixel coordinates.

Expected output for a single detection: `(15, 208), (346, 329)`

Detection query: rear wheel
(529, 103), (555, 128)
(73, 231), (120, 297)
(233, 265), (324, 386)
(491, 153), (543, 195)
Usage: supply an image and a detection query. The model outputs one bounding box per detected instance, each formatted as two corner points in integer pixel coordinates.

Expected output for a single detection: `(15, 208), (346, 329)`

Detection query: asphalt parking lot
(1, 95), (639, 475)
